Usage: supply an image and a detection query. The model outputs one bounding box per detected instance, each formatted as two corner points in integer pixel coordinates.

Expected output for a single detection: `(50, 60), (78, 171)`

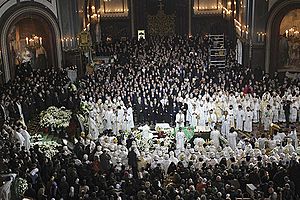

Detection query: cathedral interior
(0, 0), (299, 82)
(1, 1), (300, 200)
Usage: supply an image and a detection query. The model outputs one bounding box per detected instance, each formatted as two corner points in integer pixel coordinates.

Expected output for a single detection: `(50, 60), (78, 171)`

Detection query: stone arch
(0, 3), (62, 82)
(265, 0), (300, 73)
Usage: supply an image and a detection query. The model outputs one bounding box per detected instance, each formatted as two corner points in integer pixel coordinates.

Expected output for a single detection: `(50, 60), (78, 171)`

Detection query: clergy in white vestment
(235, 105), (245, 131)
(95, 103), (104, 133)
(262, 105), (273, 131)
(161, 154), (171, 175)
(210, 126), (221, 149)
(289, 126), (298, 149)
(190, 104), (198, 127)
(273, 131), (286, 143)
(283, 138), (296, 155)
(122, 109), (129, 131)
(257, 134), (267, 150)
(206, 109), (217, 129)
(88, 110), (100, 140)
(253, 98), (260, 123)
(186, 98), (193, 126)
(175, 110), (185, 128)
(176, 127), (186, 151)
(197, 101), (206, 126)
(227, 127), (238, 150)
(227, 105), (235, 128)
(20, 125), (31, 151)
(290, 101), (298, 123)
(244, 107), (253, 132)
(221, 111), (230, 137)
(139, 123), (152, 140)
(111, 109), (118, 134)
(16, 99), (24, 122)
(127, 104), (135, 130)
(272, 100), (280, 123)
(104, 106), (114, 130)
(15, 127), (25, 147)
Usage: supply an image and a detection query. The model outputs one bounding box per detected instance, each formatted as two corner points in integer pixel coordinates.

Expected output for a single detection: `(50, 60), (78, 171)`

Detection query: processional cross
(158, 0), (164, 11)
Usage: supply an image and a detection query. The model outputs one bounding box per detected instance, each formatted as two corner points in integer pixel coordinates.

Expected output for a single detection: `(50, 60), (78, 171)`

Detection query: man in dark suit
(283, 99), (291, 128)
(100, 149), (111, 174)
(128, 146), (138, 179)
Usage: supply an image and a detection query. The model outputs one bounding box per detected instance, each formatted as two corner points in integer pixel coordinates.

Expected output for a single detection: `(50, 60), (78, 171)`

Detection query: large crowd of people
(0, 35), (300, 200)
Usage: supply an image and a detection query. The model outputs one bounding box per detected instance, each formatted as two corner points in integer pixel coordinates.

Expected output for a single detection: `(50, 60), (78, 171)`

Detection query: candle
(61, 38), (64, 49)
(29, 39), (34, 46)
(66, 38), (69, 49)
(39, 37), (42, 45)
(70, 38), (73, 49)
(33, 36), (39, 44)
(26, 37), (29, 45)
(286, 30), (288, 37)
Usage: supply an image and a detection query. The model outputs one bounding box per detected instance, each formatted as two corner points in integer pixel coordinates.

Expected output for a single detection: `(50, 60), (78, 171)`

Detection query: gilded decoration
(147, 3), (175, 36)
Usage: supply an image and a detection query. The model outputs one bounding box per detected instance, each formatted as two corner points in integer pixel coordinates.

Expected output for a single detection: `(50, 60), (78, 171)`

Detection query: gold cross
(158, 0), (164, 10)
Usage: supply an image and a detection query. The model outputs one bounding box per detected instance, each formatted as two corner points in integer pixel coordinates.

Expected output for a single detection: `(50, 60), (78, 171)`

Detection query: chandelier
(25, 35), (42, 47)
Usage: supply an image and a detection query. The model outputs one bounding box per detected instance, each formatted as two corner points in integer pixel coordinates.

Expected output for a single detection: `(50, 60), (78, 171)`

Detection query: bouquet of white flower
(80, 101), (92, 114)
(13, 177), (28, 199)
(32, 139), (61, 158)
(40, 106), (72, 128)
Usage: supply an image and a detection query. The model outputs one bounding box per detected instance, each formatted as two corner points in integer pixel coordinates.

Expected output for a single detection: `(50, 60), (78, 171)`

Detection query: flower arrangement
(14, 177), (28, 199)
(31, 135), (61, 158)
(40, 106), (72, 128)
(68, 83), (77, 93)
(31, 134), (43, 143)
(80, 101), (92, 114)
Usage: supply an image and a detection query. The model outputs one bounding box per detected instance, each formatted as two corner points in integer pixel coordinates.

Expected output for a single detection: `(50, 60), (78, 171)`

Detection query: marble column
(131, 0), (135, 38)
(188, 0), (192, 36)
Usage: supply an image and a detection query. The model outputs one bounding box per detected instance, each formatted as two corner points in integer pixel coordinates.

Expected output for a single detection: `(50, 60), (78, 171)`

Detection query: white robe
(206, 113), (217, 129)
(111, 112), (118, 134)
(96, 108), (104, 133)
(210, 130), (221, 148)
(104, 109), (114, 130)
(262, 109), (273, 131)
(139, 125), (152, 140)
(16, 102), (24, 121)
(228, 131), (237, 150)
(117, 109), (124, 133)
(20, 129), (31, 151)
(290, 103), (298, 123)
(175, 113), (185, 128)
(272, 103), (280, 123)
(244, 110), (253, 132)
(186, 101), (193, 125)
(191, 110), (198, 127)
(279, 103), (286, 122)
(88, 111), (99, 140)
(169, 154), (179, 165)
(197, 105), (206, 126)
(127, 107), (135, 129)
(253, 101), (260, 123)
(15, 131), (25, 146)
(176, 131), (186, 151)
(235, 109), (245, 131)
(228, 109), (235, 128)
(221, 115), (230, 137)
(289, 130), (298, 149)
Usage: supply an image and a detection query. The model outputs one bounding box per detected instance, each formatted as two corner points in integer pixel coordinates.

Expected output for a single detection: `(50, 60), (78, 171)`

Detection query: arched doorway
(0, 4), (62, 82)
(265, 0), (300, 73)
